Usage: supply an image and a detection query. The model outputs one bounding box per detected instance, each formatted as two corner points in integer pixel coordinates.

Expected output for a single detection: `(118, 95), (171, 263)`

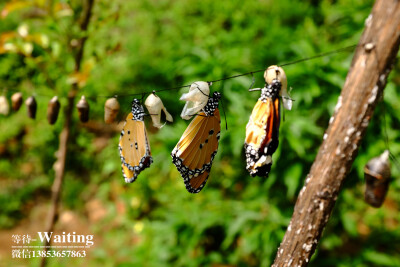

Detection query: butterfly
(171, 91), (221, 193)
(119, 99), (153, 183)
(245, 66), (290, 177)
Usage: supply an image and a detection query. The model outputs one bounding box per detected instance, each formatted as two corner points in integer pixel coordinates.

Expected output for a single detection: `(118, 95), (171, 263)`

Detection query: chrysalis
(264, 66), (292, 111)
(180, 81), (210, 120)
(25, 96), (37, 119)
(11, 92), (23, 111)
(364, 150), (391, 208)
(47, 96), (61, 125)
(244, 65), (291, 177)
(104, 97), (120, 124)
(0, 95), (10, 115)
(76, 95), (89, 123)
(144, 93), (173, 128)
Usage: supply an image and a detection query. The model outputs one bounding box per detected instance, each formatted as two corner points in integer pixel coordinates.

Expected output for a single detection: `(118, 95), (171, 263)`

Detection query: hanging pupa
(11, 92), (23, 111)
(144, 92), (173, 128)
(364, 150), (391, 208)
(104, 97), (120, 124)
(25, 96), (37, 119)
(119, 99), (153, 182)
(47, 96), (61, 125)
(0, 95), (10, 115)
(180, 81), (210, 120)
(76, 95), (89, 123)
(264, 66), (292, 111)
(171, 91), (221, 193)
(244, 65), (291, 177)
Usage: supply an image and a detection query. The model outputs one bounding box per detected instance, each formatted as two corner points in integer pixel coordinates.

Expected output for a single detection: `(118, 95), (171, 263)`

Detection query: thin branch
(272, 0), (400, 266)
(40, 1), (95, 266)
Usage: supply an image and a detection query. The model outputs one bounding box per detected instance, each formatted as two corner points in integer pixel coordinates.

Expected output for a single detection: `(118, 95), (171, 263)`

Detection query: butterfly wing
(245, 97), (280, 177)
(121, 164), (135, 181)
(119, 112), (153, 183)
(172, 109), (221, 193)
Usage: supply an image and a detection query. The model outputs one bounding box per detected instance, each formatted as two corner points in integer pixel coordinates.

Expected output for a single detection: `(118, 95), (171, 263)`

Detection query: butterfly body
(119, 99), (153, 183)
(245, 80), (281, 177)
(172, 92), (221, 193)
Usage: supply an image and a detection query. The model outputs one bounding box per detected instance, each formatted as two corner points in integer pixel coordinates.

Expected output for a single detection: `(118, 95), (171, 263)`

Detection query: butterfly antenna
(141, 92), (146, 103)
(389, 152), (400, 173)
(248, 72), (256, 90)
(119, 101), (130, 124)
(382, 103), (390, 149)
(381, 101), (400, 173)
(220, 95), (228, 130)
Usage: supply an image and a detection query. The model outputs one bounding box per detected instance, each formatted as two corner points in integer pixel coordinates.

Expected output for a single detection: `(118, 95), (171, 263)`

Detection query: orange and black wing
(172, 109), (221, 193)
(119, 112), (153, 183)
(244, 97), (280, 177)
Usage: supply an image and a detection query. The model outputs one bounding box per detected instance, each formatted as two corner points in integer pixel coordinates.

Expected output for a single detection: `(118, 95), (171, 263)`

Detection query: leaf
(54, 2), (73, 17)
(364, 250), (400, 266)
(284, 164), (302, 199)
(67, 60), (94, 87)
(1, 1), (31, 18)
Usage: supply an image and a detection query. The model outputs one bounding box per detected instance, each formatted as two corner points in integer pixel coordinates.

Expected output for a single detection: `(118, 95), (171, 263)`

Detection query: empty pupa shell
(180, 81), (210, 120)
(264, 65), (292, 110)
(11, 92), (23, 111)
(144, 93), (173, 128)
(25, 96), (37, 119)
(104, 97), (120, 124)
(47, 96), (61, 125)
(76, 95), (89, 123)
(0, 95), (10, 115)
(364, 150), (391, 208)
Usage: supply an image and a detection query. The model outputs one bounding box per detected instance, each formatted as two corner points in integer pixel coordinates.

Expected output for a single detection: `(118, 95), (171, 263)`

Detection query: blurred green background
(0, 0), (399, 266)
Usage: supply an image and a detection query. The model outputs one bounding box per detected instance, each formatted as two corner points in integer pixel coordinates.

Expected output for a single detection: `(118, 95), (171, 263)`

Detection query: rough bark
(40, 1), (95, 266)
(272, 0), (400, 266)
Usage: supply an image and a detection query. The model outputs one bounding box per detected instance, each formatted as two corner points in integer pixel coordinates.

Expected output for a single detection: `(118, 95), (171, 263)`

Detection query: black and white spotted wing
(171, 92), (221, 193)
(119, 99), (153, 183)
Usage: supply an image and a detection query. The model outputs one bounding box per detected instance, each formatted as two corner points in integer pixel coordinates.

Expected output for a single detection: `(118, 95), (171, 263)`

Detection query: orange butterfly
(245, 66), (289, 177)
(119, 99), (153, 183)
(172, 92), (221, 193)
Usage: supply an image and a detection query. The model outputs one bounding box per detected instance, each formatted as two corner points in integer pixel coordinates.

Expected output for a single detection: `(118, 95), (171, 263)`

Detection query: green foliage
(1, 0), (399, 266)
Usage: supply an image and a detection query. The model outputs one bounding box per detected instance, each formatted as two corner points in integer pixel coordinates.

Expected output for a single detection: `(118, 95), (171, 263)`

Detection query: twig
(40, 1), (95, 266)
(272, 0), (400, 266)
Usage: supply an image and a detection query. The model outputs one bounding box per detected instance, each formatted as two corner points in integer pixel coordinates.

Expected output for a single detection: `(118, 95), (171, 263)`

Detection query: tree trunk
(272, 0), (400, 266)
